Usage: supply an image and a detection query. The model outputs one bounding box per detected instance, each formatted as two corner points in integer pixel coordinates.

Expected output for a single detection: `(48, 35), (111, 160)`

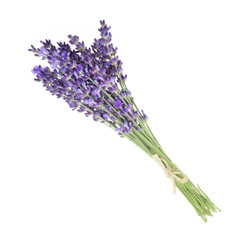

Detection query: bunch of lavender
(29, 20), (220, 222)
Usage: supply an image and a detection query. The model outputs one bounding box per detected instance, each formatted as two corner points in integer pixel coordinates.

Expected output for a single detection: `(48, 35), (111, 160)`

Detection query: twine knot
(153, 154), (188, 194)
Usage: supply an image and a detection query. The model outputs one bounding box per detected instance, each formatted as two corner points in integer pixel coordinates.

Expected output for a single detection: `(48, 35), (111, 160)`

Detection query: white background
(1, 0), (251, 239)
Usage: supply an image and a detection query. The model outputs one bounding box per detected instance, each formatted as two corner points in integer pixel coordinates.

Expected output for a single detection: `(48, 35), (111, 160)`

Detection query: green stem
(128, 121), (220, 222)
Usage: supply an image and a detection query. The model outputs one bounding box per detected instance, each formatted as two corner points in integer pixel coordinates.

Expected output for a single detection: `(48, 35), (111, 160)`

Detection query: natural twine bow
(153, 154), (188, 194)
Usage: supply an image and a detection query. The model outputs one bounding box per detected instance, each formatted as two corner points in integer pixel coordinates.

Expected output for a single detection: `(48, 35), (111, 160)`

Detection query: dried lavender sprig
(29, 20), (220, 222)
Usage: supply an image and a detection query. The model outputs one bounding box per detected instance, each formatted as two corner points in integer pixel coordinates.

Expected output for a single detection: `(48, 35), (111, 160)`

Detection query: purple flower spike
(29, 20), (147, 136)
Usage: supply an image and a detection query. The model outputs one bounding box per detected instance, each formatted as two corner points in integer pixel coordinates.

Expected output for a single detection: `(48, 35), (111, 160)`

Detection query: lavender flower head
(29, 20), (147, 135)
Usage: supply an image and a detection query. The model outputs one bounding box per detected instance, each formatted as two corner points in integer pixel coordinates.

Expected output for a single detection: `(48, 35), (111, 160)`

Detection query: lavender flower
(113, 99), (123, 109)
(29, 20), (147, 135)
(29, 20), (220, 222)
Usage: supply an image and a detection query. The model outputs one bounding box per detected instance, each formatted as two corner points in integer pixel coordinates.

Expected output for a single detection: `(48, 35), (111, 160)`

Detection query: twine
(153, 154), (188, 194)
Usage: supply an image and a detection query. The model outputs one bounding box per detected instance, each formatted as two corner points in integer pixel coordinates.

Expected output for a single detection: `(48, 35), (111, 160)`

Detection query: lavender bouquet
(29, 20), (220, 222)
